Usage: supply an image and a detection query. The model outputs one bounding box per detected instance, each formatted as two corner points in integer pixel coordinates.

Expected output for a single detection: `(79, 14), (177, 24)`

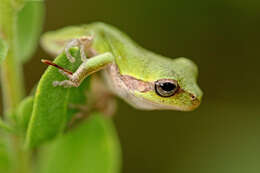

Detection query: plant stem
(0, 1), (30, 173)
(1, 53), (24, 115)
(0, 0), (25, 115)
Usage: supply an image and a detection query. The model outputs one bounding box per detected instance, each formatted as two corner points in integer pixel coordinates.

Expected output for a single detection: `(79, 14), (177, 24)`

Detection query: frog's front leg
(53, 52), (114, 88)
(65, 36), (93, 63)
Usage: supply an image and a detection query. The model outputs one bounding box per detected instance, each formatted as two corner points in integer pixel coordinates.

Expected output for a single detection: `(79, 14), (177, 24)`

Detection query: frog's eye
(155, 79), (179, 97)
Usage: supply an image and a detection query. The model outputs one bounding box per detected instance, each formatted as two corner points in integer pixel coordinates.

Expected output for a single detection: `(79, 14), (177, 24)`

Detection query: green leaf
(17, 1), (44, 62)
(25, 48), (89, 148)
(66, 77), (90, 122)
(37, 113), (121, 173)
(16, 96), (34, 133)
(0, 39), (8, 64)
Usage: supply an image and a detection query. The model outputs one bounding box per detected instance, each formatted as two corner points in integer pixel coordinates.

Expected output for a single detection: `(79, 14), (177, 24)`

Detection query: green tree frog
(41, 22), (203, 111)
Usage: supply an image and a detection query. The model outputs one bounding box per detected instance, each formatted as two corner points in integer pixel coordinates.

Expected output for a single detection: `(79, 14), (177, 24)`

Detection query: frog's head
(123, 57), (203, 111)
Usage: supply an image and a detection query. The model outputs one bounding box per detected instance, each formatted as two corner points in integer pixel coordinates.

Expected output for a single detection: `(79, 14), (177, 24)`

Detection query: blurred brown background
(23, 0), (260, 172)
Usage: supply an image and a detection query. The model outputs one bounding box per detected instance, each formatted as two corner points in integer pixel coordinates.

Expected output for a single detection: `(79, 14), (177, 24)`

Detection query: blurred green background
(20, 0), (260, 172)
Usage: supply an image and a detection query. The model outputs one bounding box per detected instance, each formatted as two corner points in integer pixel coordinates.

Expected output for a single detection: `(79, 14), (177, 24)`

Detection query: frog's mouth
(104, 64), (201, 111)
(127, 89), (201, 111)
(117, 74), (200, 111)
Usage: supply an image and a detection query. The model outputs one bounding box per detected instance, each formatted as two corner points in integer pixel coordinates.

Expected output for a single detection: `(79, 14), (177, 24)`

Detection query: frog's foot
(41, 59), (79, 88)
(58, 69), (71, 78)
(65, 36), (93, 63)
(53, 80), (79, 88)
(65, 39), (77, 63)
(79, 36), (93, 61)
(53, 70), (80, 87)
(52, 69), (79, 88)
(53, 69), (80, 87)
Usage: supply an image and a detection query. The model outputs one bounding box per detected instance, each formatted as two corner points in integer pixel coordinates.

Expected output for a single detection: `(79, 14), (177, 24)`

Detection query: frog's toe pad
(52, 80), (76, 88)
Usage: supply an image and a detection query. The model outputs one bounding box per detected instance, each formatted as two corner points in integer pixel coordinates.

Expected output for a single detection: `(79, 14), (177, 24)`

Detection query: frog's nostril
(189, 93), (196, 101)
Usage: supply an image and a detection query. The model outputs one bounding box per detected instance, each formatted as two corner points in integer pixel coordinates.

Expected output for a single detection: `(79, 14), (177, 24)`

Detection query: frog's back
(90, 22), (178, 81)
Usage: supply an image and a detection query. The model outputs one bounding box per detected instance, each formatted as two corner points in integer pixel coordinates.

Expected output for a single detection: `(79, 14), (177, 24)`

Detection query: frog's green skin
(41, 22), (203, 111)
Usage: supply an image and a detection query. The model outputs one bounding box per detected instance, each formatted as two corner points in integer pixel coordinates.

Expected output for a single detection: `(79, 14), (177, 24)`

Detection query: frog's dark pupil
(160, 82), (176, 91)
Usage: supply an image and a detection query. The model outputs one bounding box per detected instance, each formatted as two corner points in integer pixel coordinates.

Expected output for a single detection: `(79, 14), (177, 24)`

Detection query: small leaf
(37, 113), (121, 173)
(17, 1), (44, 62)
(25, 48), (89, 148)
(0, 39), (8, 64)
(16, 96), (34, 133)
